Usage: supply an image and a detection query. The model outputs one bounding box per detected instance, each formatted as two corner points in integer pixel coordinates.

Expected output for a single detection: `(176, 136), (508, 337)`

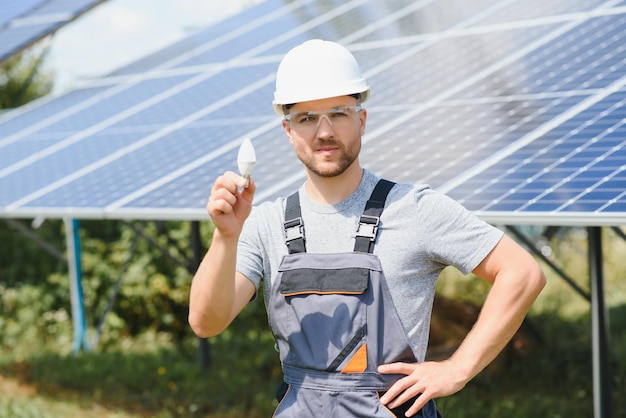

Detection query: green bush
(1, 221), (625, 416)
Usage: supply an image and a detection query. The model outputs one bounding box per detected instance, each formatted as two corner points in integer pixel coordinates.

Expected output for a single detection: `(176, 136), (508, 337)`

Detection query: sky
(46, 0), (263, 93)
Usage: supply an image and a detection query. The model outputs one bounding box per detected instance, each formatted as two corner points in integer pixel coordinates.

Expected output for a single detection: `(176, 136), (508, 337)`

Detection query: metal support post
(64, 218), (89, 353)
(588, 227), (611, 418)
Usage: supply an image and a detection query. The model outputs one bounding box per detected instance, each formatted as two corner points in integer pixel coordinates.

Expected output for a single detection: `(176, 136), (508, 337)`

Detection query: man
(189, 39), (546, 417)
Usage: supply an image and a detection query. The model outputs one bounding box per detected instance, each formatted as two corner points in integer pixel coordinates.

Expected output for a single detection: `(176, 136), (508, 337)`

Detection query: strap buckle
(284, 218), (304, 242)
(355, 215), (380, 241)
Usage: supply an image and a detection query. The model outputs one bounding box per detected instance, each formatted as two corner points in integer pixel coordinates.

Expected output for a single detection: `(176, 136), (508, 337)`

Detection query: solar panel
(0, 0), (106, 65)
(0, 0), (625, 226)
(0, 1), (45, 26)
(443, 90), (626, 222)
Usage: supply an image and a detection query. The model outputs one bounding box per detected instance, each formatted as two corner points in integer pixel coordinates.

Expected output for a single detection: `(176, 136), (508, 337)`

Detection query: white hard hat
(272, 39), (370, 116)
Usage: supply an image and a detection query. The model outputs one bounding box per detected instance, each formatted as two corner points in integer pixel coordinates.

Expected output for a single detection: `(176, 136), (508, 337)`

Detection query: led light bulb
(237, 137), (256, 188)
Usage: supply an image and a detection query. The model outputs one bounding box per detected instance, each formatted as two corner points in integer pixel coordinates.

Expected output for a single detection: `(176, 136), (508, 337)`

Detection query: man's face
(282, 96), (366, 178)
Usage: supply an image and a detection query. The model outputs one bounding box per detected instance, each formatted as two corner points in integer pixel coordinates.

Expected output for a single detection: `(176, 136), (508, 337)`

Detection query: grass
(0, 326), (282, 418)
(2, 301), (625, 417)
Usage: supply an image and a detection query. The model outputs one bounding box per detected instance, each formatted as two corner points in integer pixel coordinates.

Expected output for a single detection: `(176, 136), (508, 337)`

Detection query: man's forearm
(449, 264), (546, 383)
(188, 230), (239, 338)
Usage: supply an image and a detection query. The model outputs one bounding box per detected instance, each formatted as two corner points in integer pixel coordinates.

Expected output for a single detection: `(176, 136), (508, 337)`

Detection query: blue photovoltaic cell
(446, 90), (626, 215)
(0, 85), (110, 139)
(123, 124), (299, 210)
(361, 94), (587, 187)
(455, 14), (626, 100)
(0, 0), (105, 63)
(471, 0), (609, 26)
(23, 122), (266, 209)
(6, 75), (195, 143)
(0, 1), (44, 26)
(0, 23), (67, 61)
(113, 64), (276, 129)
(31, 0), (99, 15)
(108, 0), (287, 76)
(170, 14), (303, 69)
(371, 25), (561, 107)
(0, 129), (159, 206)
(0, 0), (624, 224)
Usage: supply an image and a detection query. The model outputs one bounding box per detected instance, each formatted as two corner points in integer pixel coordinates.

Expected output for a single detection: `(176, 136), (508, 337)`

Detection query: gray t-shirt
(236, 169), (503, 361)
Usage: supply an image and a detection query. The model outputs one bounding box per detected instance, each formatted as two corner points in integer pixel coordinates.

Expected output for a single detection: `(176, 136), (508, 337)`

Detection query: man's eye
(299, 115), (318, 124)
(329, 111), (349, 118)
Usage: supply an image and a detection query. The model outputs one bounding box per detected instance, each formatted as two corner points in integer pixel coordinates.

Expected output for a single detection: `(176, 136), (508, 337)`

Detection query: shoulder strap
(354, 179), (395, 254)
(283, 179), (395, 254)
(284, 192), (306, 254)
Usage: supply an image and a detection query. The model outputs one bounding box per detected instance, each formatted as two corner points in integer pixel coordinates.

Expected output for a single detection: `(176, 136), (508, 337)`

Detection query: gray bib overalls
(270, 180), (441, 417)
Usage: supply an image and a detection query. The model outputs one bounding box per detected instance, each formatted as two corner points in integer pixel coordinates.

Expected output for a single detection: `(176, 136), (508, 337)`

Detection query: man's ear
(282, 119), (294, 143)
(360, 108), (367, 136)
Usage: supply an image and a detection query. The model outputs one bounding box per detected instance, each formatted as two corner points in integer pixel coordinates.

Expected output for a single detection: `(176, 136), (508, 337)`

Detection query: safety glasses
(285, 106), (362, 133)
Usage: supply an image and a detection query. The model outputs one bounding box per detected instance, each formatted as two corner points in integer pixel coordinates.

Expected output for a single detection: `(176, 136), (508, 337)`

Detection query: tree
(0, 45), (54, 109)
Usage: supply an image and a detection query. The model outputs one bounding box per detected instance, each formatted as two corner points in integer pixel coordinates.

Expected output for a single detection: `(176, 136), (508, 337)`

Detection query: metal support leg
(588, 227), (611, 418)
(64, 218), (89, 353)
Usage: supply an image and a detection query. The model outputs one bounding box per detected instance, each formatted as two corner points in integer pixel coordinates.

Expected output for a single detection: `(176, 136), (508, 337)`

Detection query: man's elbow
(527, 261), (547, 297)
(188, 313), (226, 338)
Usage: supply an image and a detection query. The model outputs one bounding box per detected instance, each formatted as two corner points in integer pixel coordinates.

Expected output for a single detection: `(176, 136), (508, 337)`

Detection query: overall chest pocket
(277, 267), (371, 370)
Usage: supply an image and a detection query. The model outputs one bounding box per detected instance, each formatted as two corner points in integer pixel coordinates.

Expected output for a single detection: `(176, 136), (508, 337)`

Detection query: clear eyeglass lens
(286, 106), (361, 131)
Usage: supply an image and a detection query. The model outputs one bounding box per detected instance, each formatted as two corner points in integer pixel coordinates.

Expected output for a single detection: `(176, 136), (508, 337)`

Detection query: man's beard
(296, 139), (361, 178)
